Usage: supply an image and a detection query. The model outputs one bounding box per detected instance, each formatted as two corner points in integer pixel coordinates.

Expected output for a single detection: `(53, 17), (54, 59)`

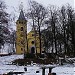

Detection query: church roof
(18, 10), (26, 21)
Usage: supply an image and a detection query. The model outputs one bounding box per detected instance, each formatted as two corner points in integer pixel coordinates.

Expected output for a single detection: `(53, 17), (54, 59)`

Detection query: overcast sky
(4, 0), (75, 31)
(5, 0), (74, 14)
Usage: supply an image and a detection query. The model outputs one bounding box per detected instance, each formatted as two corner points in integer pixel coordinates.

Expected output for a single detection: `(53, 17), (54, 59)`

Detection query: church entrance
(31, 47), (35, 54)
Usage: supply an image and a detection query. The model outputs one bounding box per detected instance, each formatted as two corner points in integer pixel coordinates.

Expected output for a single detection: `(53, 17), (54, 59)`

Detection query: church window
(19, 21), (21, 24)
(31, 41), (34, 44)
(21, 41), (23, 44)
(32, 34), (34, 36)
(21, 48), (23, 51)
(19, 21), (24, 24)
(21, 27), (23, 31)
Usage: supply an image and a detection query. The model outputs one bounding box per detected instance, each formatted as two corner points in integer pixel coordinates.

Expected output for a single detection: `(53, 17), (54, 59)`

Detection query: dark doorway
(31, 47), (35, 54)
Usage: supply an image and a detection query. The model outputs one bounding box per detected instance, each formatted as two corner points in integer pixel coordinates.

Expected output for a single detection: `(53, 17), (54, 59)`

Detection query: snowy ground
(0, 54), (75, 75)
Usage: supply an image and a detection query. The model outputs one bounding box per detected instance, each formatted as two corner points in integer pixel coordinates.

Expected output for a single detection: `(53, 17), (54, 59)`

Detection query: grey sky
(4, 0), (75, 31)
(5, 0), (74, 14)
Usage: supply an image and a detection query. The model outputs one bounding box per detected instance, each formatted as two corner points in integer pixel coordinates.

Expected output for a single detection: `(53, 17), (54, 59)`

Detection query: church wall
(16, 10), (44, 55)
(16, 20), (27, 54)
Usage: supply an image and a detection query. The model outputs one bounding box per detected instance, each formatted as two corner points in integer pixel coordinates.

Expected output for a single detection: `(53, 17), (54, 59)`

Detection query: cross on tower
(19, 2), (23, 11)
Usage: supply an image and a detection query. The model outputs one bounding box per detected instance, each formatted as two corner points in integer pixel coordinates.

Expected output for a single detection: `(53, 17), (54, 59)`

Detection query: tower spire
(18, 2), (26, 21)
(19, 2), (23, 11)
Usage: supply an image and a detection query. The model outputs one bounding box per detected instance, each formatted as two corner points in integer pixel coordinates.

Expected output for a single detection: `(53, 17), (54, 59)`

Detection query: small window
(21, 27), (23, 31)
(21, 48), (23, 51)
(19, 21), (21, 24)
(19, 21), (24, 24)
(21, 41), (23, 44)
(32, 34), (34, 36)
(31, 41), (34, 44)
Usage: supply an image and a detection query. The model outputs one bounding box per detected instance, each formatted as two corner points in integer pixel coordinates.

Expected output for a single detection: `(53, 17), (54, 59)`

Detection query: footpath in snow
(0, 54), (75, 75)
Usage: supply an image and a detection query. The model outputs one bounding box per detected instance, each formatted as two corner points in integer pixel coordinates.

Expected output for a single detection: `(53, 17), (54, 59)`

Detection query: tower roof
(18, 10), (26, 21)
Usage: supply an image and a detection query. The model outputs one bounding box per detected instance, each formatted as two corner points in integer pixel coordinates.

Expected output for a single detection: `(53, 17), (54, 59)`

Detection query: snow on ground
(0, 54), (23, 65)
(52, 66), (74, 75)
(0, 54), (75, 75)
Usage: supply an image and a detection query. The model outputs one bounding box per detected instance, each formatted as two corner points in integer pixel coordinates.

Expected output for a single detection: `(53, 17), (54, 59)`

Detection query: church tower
(16, 10), (27, 54)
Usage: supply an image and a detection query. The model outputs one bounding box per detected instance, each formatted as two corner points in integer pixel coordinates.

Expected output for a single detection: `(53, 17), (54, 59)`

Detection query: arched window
(32, 34), (34, 36)
(21, 27), (23, 31)
(31, 41), (34, 44)
(21, 48), (23, 51)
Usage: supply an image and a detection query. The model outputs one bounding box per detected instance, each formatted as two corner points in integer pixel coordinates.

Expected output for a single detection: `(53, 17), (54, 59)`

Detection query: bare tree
(47, 5), (59, 54)
(27, 0), (47, 55)
(66, 4), (75, 56)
